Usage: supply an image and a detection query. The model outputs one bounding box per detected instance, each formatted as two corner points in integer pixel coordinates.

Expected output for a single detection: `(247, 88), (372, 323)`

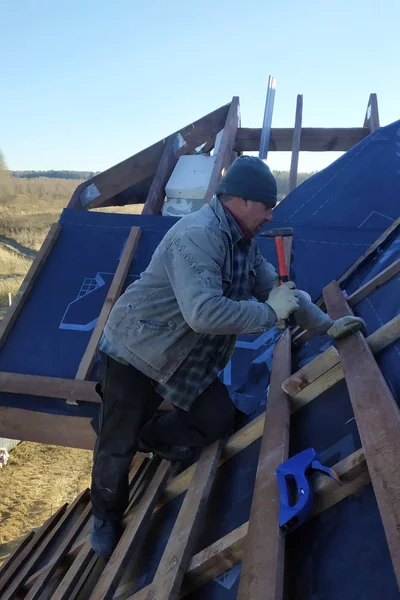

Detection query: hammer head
(261, 227), (293, 238)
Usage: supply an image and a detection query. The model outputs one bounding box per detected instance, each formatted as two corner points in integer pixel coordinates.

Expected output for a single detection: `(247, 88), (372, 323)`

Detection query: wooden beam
(284, 314), (400, 411)
(0, 503), (67, 596)
(159, 411), (265, 506)
(0, 223), (60, 351)
(69, 103), (231, 210)
(51, 540), (95, 600)
(204, 97), (240, 204)
(346, 258), (400, 306)
(141, 136), (179, 216)
(2, 491), (89, 600)
(76, 226), (141, 380)
(0, 372), (99, 402)
(293, 217), (400, 346)
(88, 460), (171, 600)
(116, 448), (370, 600)
(324, 281), (400, 586)
(288, 95), (303, 193)
(136, 440), (224, 600)
(237, 328), (291, 600)
(235, 127), (369, 153)
(364, 93), (380, 133)
(0, 407), (96, 450)
(24, 501), (92, 600)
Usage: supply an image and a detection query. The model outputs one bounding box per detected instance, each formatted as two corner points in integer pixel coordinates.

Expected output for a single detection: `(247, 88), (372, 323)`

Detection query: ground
(0, 442), (93, 564)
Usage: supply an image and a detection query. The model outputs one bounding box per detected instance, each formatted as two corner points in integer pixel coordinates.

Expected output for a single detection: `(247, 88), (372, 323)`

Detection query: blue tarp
(0, 120), (399, 599)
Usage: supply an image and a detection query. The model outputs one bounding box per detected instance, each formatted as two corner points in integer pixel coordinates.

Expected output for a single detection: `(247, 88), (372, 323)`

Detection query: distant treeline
(11, 170), (98, 180)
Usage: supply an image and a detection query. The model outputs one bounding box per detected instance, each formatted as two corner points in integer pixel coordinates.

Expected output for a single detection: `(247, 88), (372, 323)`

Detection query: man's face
(241, 199), (273, 236)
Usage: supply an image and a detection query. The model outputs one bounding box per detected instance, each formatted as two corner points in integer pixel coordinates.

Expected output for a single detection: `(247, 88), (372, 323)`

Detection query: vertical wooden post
(364, 93), (380, 133)
(203, 97), (240, 203)
(142, 135), (180, 216)
(288, 94), (303, 193)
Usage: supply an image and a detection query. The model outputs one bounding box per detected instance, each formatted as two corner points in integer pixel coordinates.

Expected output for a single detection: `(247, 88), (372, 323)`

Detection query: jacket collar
(210, 196), (250, 246)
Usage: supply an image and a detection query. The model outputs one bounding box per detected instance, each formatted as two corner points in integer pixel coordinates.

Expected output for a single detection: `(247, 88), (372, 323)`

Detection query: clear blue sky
(1, 0), (399, 173)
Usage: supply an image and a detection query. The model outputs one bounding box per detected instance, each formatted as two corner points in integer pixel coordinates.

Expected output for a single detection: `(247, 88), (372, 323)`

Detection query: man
(91, 156), (364, 556)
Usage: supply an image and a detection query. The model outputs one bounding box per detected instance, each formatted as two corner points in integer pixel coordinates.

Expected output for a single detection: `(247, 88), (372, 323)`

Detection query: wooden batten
(288, 94), (303, 193)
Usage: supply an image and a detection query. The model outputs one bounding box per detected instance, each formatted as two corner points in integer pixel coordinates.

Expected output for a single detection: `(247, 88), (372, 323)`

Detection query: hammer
(261, 228), (293, 284)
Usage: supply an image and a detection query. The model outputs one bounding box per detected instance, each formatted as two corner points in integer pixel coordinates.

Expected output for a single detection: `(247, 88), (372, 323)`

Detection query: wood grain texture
(324, 280), (400, 587)
(0, 223), (60, 351)
(76, 226), (141, 380)
(0, 503), (67, 596)
(235, 127), (368, 152)
(237, 328), (292, 600)
(0, 406), (96, 449)
(70, 103), (231, 210)
(288, 95), (303, 193)
(285, 314), (400, 411)
(116, 448), (370, 600)
(0, 372), (99, 402)
(142, 135), (179, 215)
(88, 460), (171, 600)
(347, 258), (400, 306)
(24, 501), (92, 600)
(140, 441), (224, 600)
(2, 491), (89, 600)
(51, 541), (95, 600)
(204, 97), (240, 204)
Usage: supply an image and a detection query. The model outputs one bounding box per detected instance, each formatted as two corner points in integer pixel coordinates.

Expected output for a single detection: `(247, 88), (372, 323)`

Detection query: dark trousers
(91, 352), (236, 521)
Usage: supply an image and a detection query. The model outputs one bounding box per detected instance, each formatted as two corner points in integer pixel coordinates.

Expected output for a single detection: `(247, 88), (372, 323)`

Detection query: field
(0, 174), (142, 311)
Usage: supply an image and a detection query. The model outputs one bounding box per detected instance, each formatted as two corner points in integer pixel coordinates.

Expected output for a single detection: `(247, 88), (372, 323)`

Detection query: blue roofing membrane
(0, 120), (399, 598)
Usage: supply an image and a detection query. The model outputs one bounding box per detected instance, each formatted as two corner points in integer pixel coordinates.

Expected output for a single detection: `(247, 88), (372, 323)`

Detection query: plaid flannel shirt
(152, 209), (251, 409)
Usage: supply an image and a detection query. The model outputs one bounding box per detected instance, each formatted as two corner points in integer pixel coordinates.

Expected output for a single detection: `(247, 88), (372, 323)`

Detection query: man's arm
(161, 227), (277, 335)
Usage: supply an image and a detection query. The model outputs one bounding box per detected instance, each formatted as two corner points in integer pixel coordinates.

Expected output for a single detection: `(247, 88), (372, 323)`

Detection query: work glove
(266, 281), (300, 323)
(326, 316), (366, 340)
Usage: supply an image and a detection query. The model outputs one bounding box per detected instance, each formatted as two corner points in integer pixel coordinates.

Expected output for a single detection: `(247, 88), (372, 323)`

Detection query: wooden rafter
(0, 223), (60, 352)
(76, 226), (141, 380)
(288, 94), (303, 193)
(141, 135), (180, 216)
(324, 281), (400, 585)
(68, 102), (232, 210)
(203, 97), (240, 204)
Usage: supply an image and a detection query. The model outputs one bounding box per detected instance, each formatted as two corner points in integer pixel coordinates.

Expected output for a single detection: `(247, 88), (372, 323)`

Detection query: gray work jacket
(102, 197), (278, 384)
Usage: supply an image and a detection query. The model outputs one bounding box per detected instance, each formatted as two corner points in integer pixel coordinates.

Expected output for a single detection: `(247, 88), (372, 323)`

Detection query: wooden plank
(204, 97), (240, 204)
(237, 328), (292, 600)
(76, 226), (140, 380)
(347, 258), (400, 306)
(0, 372), (99, 402)
(324, 280), (400, 586)
(2, 491), (89, 600)
(51, 541), (95, 600)
(0, 503), (67, 595)
(159, 412), (265, 506)
(69, 103), (231, 210)
(142, 135), (179, 215)
(141, 440), (224, 600)
(235, 127), (369, 153)
(0, 406), (96, 449)
(0, 531), (35, 579)
(259, 76), (276, 159)
(24, 502), (93, 600)
(116, 447), (370, 600)
(364, 93), (380, 132)
(285, 314), (400, 411)
(88, 460), (171, 600)
(293, 217), (400, 345)
(288, 94), (303, 193)
(0, 223), (60, 351)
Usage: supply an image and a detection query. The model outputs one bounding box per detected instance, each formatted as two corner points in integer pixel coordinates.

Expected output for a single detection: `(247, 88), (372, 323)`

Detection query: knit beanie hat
(216, 156), (277, 207)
